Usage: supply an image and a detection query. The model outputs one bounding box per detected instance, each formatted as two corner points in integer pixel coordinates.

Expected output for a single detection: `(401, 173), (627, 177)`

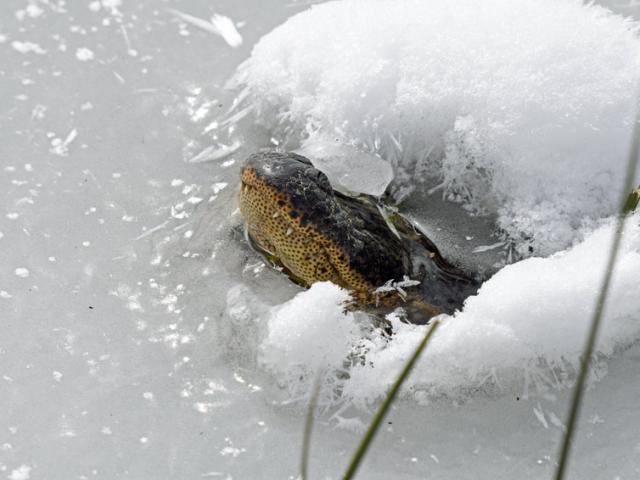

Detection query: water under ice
(1, 0), (640, 479)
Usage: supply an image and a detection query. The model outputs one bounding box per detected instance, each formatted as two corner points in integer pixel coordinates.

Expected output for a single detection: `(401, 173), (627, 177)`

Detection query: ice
(210, 14), (244, 48)
(167, 9), (243, 48)
(186, 141), (242, 163)
(296, 134), (394, 196)
(2, 0), (640, 479)
(233, 0), (640, 255)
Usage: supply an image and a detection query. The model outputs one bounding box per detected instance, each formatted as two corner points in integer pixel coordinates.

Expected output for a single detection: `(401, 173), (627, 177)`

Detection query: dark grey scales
(239, 151), (480, 321)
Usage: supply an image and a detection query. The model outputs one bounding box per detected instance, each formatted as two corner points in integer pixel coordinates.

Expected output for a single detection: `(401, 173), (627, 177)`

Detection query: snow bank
(232, 0), (640, 255)
(258, 282), (365, 403)
(222, 0), (640, 409)
(257, 218), (640, 406)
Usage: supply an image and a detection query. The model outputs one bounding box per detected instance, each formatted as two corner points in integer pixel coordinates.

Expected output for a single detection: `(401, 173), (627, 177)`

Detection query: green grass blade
(343, 319), (440, 480)
(623, 186), (639, 214)
(554, 108), (640, 480)
(300, 371), (323, 480)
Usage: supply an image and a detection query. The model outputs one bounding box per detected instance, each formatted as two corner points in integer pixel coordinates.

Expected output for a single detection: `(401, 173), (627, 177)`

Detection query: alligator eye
(314, 170), (332, 192)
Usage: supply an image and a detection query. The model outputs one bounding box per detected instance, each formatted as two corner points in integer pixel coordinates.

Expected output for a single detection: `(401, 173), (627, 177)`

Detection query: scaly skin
(239, 151), (477, 320)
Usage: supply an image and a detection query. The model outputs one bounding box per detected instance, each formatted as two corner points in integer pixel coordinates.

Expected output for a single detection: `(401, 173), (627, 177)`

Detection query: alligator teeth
(285, 227), (293, 236)
(272, 212), (279, 218)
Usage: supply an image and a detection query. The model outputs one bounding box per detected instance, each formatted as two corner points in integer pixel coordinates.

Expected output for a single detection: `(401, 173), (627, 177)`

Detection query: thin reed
(554, 104), (640, 480)
(342, 319), (440, 480)
(300, 372), (323, 480)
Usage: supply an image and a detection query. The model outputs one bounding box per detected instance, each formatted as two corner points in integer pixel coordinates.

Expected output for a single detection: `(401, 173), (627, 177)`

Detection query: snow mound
(258, 282), (365, 402)
(257, 218), (640, 406)
(231, 0), (640, 255)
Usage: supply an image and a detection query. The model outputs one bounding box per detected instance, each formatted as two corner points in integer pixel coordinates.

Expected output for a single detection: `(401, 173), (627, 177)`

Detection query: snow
(8, 465), (31, 480)
(350, 218), (640, 403)
(259, 282), (362, 388)
(11, 41), (46, 55)
(227, 0), (640, 409)
(15, 4), (44, 20)
(233, 0), (640, 256)
(75, 47), (94, 61)
(13, 268), (29, 278)
(256, 218), (640, 406)
(1, 0), (640, 479)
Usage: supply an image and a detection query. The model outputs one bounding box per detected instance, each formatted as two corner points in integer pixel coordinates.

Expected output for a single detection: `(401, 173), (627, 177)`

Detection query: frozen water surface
(1, 0), (640, 479)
